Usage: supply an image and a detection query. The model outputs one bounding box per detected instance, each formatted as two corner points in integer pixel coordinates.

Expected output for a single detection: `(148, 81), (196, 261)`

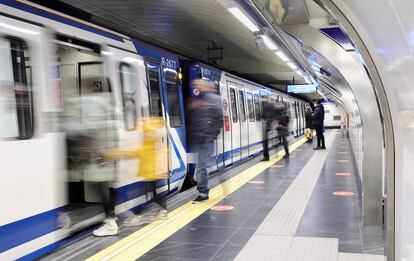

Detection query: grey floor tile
(165, 225), (237, 245)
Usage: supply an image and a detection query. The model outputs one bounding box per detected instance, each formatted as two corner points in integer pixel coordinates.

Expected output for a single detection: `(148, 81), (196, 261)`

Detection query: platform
(41, 130), (385, 261)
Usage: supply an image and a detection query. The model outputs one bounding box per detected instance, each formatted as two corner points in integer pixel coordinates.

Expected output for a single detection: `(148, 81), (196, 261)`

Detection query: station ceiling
(47, 0), (332, 99)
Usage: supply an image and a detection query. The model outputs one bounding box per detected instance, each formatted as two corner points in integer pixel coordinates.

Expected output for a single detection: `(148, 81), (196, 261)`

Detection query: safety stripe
(86, 137), (307, 261)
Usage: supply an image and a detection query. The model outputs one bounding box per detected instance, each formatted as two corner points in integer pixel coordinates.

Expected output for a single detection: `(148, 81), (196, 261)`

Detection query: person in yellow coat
(103, 117), (169, 225)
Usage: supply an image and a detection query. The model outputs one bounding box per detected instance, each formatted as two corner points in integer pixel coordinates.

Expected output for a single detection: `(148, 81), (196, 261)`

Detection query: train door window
(165, 72), (182, 127)
(148, 69), (163, 117)
(294, 101), (298, 119)
(254, 94), (261, 121)
(0, 37), (33, 139)
(247, 92), (254, 121)
(119, 63), (137, 130)
(238, 90), (246, 122)
(229, 88), (238, 123)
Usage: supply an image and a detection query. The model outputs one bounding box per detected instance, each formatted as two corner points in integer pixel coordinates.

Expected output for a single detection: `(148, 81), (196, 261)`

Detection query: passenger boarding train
(0, 1), (307, 259)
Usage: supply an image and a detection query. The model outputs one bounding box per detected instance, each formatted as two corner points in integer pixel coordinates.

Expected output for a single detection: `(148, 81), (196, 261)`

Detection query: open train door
(0, 16), (67, 260)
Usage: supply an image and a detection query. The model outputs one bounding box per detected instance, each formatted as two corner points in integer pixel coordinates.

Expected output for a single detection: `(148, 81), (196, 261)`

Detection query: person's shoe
(321, 146), (326, 150)
(283, 154), (290, 159)
(192, 195), (209, 204)
(93, 218), (119, 237)
(313, 147), (321, 150)
(123, 215), (143, 227)
(142, 209), (168, 223)
(261, 157), (270, 162)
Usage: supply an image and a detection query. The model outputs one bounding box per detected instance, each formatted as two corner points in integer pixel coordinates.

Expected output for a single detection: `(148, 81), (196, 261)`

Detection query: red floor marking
(336, 172), (351, 176)
(211, 205), (234, 212)
(333, 191), (355, 196)
(248, 180), (265, 184)
(337, 160), (349, 163)
(270, 165), (283, 168)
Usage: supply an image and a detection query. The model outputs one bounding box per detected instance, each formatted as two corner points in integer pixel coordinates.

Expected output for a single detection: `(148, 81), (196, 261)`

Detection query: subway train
(0, 1), (307, 259)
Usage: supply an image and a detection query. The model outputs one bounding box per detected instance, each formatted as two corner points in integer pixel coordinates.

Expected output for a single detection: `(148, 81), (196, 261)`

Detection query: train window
(238, 90), (246, 122)
(247, 92), (254, 121)
(0, 37), (33, 139)
(229, 88), (238, 123)
(165, 72), (182, 127)
(254, 94), (261, 121)
(148, 69), (163, 117)
(119, 63), (137, 130)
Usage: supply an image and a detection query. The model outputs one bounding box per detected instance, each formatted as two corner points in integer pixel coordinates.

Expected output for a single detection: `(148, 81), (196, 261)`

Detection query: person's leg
(98, 182), (115, 219)
(152, 180), (167, 210)
(321, 129), (326, 149)
(282, 134), (289, 156)
(262, 127), (270, 160)
(93, 182), (119, 236)
(193, 142), (214, 203)
(315, 128), (322, 149)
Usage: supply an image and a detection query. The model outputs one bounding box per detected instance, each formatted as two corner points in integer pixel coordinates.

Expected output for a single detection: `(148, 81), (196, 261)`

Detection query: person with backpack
(312, 100), (326, 150)
(276, 103), (290, 158)
(186, 79), (224, 204)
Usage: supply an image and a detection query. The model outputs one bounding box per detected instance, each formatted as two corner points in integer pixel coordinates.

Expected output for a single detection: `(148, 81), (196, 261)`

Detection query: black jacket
(311, 104), (325, 129)
(305, 109), (312, 129)
(186, 93), (224, 145)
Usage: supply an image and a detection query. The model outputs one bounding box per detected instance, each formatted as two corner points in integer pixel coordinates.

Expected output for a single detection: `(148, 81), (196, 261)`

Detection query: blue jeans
(193, 142), (214, 196)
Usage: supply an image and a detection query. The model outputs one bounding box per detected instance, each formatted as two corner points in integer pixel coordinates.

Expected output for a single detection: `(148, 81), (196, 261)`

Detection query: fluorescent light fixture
(275, 50), (289, 62)
(286, 62), (297, 69)
(0, 22), (40, 35)
(227, 7), (260, 32)
(295, 70), (303, 76)
(261, 35), (278, 50)
(101, 51), (114, 56)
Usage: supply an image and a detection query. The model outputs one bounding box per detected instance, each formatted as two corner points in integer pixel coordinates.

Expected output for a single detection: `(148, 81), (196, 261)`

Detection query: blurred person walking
(261, 96), (276, 161)
(103, 117), (169, 226)
(304, 105), (313, 143)
(186, 79), (223, 204)
(276, 103), (290, 158)
(63, 90), (119, 237)
(312, 100), (326, 150)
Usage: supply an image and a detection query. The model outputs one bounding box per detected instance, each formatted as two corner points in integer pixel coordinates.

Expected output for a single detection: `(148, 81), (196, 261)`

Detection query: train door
(238, 88), (248, 160)
(0, 17), (66, 256)
(227, 82), (241, 163)
(55, 38), (110, 229)
(215, 83), (224, 170)
(144, 60), (169, 177)
(253, 93), (263, 154)
(295, 101), (299, 137)
(246, 92), (255, 156)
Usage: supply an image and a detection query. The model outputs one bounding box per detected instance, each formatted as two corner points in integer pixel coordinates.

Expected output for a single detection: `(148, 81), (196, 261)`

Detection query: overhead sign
(287, 84), (317, 94)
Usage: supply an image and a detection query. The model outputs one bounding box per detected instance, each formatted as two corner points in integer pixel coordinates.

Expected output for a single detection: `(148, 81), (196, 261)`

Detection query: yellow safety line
(87, 137), (307, 261)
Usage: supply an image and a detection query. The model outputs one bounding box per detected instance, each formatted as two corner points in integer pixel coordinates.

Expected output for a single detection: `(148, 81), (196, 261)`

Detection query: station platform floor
(41, 130), (386, 261)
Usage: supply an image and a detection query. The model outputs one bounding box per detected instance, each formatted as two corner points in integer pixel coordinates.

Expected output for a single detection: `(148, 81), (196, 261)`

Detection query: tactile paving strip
(255, 131), (336, 236)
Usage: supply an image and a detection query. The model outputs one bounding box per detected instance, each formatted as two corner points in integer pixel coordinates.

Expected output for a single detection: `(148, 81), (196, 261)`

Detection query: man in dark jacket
(261, 96), (276, 161)
(312, 100), (326, 150)
(186, 79), (223, 203)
